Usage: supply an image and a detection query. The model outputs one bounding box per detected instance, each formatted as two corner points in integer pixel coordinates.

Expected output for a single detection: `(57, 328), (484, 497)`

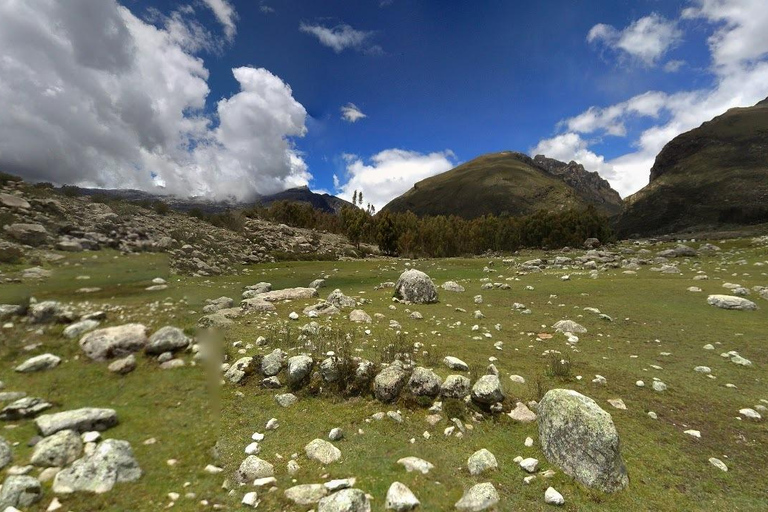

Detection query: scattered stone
(275, 393), (298, 408)
(108, 355), (136, 375)
(443, 356), (469, 371)
(0, 397), (52, 420)
(145, 326), (190, 355)
(442, 281), (465, 292)
(467, 449), (498, 476)
(520, 457), (539, 473)
(408, 367), (442, 397)
(30, 430), (83, 467)
(454, 482), (499, 511)
(385, 482), (419, 511)
(287, 355), (313, 386)
(349, 309), (372, 323)
(544, 487), (564, 506)
(508, 402), (536, 422)
(317, 488), (370, 512)
(471, 375), (504, 405)
(709, 458), (728, 472)
(63, 320), (100, 339)
(374, 365), (408, 403)
(235, 456), (273, 483)
(305, 439), (342, 465)
(285, 484), (328, 505)
(397, 457), (434, 474)
(552, 320), (587, 334)
(0, 475), (42, 509)
(14, 354), (61, 373)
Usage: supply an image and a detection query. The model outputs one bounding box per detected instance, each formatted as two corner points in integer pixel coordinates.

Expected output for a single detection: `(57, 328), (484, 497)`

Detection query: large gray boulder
(305, 438), (342, 464)
(145, 326), (190, 355)
(261, 349), (286, 376)
(224, 357), (254, 384)
(4, 223), (48, 246)
(53, 439), (141, 493)
(408, 367), (442, 397)
(0, 475), (42, 509)
(35, 408), (118, 436)
(14, 353), (61, 373)
(328, 289), (356, 309)
(394, 269), (438, 304)
(454, 482), (499, 511)
(0, 397), (52, 420)
(317, 488), (371, 512)
(30, 429), (83, 467)
(374, 365), (408, 402)
(441, 375), (471, 399)
(471, 375), (504, 405)
(235, 456), (274, 483)
(287, 355), (313, 386)
(707, 295), (758, 311)
(79, 324), (148, 361)
(537, 389), (628, 493)
(0, 193), (30, 209)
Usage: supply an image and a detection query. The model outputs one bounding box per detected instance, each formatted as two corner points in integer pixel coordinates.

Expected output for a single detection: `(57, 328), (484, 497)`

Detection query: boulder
(552, 320), (587, 333)
(442, 281), (465, 292)
(408, 367), (442, 397)
(305, 439), (342, 465)
(471, 375), (504, 405)
(0, 193), (30, 209)
(0, 397), (52, 420)
(707, 295), (758, 311)
(374, 365), (409, 402)
(30, 430), (82, 467)
(0, 437), (11, 470)
(328, 289), (356, 309)
(0, 475), (42, 509)
(441, 375), (471, 398)
(261, 349), (286, 376)
(285, 484), (328, 505)
(108, 355), (136, 375)
(4, 223), (48, 246)
(35, 408), (118, 436)
(52, 439), (141, 493)
(443, 356), (469, 371)
(537, 389), (628, 493)
(14, 353), (61, 373)
(145, 326), (190, 355)
(257, 288), (319, 302)
(79, 324), (148, 361)
(349, 309), (371, 323)
(467, 449), (498, 476)
(287, 355), (313, 386)
(394, 269), (438, 304)
(454, 482), (499, 511)
(385, 481), (419, 511)
(235, 456), (274, 483)
(63, 319), (100, 339)
(317, 488), (370, 512)
(224, 357), (254, 384)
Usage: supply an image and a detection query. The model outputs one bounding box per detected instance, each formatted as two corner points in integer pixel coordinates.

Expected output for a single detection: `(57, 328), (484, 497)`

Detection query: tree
(375, 211), (398, 255)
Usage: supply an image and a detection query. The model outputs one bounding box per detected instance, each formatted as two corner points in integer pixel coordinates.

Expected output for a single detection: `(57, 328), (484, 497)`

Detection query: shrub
(545, 352), (572, 379)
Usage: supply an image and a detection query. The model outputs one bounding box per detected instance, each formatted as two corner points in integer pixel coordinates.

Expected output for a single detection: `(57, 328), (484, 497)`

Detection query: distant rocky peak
(533, 154), (622, 214)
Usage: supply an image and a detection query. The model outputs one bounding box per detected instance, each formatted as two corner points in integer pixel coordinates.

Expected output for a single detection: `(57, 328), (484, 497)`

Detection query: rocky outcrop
(534, 155), (623, 215)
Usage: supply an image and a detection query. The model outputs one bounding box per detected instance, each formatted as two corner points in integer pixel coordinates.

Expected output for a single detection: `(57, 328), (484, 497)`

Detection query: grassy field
(1, 241), (767, 511)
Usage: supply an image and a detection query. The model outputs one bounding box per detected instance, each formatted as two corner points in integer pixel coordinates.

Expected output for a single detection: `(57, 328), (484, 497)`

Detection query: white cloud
(260, 3), (275, 14)
(340, 103), (367, 123)
(588, 13), (682, 66)
(683, 0), (768, 69)
(664, 59), (685, 72)
(336, 149), (456, 210)
(200, 0), (237, 41)
(0, 0), (309, 200)
(299, 22), (379, 54)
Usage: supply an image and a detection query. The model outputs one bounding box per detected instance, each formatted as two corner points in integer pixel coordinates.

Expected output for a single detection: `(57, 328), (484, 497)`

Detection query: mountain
(533, 155), (622, 215)
(256, 185), (353, 213)
(616, 97), (768, 236)
(65, 185), (352, 214)
(381, 151), (621, 219)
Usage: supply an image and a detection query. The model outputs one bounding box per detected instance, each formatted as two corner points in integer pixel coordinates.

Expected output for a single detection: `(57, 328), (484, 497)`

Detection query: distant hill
(616, 97), (768, 236)
(381, 151), (622, 219)
(255, 185), (353, 214)
(65, 185), (352, 214)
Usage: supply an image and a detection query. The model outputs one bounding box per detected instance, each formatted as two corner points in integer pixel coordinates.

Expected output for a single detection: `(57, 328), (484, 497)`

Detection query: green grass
(1, 241), (767, 510)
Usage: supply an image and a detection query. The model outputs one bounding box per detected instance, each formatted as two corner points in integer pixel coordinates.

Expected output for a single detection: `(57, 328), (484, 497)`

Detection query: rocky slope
(0, 176), (363, 278)
(382, 152), (621, 219)
(533, 155), (622, 215)
(616, 97), (768, 236)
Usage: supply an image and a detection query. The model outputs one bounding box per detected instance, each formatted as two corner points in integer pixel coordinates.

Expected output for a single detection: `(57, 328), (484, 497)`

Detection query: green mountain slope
(381, 152), (619, 219)
(616, 97), (768, 236)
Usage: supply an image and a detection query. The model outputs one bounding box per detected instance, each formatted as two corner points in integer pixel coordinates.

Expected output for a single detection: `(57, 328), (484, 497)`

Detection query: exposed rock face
(53, 439), (142, 493)
(533, 155), (623, 215)
(537, 389), (629, 493)
(79, 324), (148, 361)
(394, 270), (438, 304)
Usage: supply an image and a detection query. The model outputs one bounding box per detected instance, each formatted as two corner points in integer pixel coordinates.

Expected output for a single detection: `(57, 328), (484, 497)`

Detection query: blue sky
(2, 0), (768, 207)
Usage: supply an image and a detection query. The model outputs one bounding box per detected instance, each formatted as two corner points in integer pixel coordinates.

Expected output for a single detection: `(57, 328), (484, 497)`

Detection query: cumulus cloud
(535, 1), (768, 197)
(335, 149), (456, 210)
(260, 3), (275, 14)
(340, 103), (367, 123)
(0, 0), (308, 200)
(588, 13), (682, 66)
(201, 0), (237, 40)
(299, 22), (381, 54)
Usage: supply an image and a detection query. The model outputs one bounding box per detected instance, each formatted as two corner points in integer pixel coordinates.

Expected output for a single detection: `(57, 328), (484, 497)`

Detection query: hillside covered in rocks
(0, 174), (366, 279)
